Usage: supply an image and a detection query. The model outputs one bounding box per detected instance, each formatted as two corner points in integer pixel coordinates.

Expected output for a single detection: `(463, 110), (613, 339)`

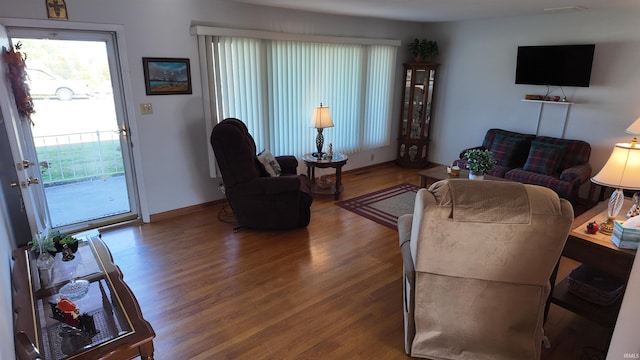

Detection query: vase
(36, 252), (55, 287)
(469, 171), (484, 180)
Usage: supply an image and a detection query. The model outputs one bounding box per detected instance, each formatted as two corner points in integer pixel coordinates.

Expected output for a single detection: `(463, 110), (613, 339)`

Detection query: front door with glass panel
(7, 28), (139, 233)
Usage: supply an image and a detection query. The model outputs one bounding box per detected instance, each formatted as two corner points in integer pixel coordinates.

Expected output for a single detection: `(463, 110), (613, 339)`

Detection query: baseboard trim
(149, 199), (224, 222)
(149, 161), (399, 222)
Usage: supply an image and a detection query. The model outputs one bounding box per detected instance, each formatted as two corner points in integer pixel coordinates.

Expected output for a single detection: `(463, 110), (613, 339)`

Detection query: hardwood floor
(98, 163), (610, 359)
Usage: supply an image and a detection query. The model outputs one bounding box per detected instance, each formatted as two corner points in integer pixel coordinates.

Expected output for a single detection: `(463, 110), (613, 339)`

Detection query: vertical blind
(201, 30), (398, 162)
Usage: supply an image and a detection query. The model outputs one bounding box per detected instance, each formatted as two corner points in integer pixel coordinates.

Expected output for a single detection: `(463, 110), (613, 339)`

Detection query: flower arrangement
(463, 149), (496, 175)
(3, 42), (35, 123)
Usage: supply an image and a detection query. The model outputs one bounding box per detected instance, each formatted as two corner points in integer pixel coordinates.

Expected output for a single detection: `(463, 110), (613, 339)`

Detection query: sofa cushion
(523, 143), (564, 175)
(535, 136), (590, 170)
(481, 129), (536, 152)
(489, 134), (531, 167)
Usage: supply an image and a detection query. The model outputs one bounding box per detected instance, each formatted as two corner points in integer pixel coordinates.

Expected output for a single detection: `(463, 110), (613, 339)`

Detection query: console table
(12, 235), (155, 359)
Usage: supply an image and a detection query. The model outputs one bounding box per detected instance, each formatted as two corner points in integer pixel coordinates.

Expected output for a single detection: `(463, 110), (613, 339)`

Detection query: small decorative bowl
(316, 177), (333, 189)
(447, 166), (461, 177)
(59, 279), (90, 300)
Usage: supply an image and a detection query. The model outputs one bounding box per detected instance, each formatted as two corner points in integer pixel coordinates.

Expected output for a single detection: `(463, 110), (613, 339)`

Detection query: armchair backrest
(406, 179), (573, 359)
(210, 118), (263, 188)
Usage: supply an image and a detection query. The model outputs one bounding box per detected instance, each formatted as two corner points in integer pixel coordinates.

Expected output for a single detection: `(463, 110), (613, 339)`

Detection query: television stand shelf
(520, 99), (574, 105)
(521, 98), (575, 138)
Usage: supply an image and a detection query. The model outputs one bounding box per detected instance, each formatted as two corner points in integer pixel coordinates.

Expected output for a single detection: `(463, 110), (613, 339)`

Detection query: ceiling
(231, 0), (640, 22)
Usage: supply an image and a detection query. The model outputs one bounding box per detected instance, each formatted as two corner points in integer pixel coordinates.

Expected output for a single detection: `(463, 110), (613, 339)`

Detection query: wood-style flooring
(99, 163), (611, 360)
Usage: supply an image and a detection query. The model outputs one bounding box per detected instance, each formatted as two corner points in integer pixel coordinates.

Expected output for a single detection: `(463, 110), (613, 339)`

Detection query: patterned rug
(336, 183), (420, 230)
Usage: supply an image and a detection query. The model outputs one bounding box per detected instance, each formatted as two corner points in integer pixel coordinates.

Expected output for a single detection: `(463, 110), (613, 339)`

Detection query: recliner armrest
(276, 156), (299, 175)
(399, 215), (415, 279)
(560, 163), (592, 186)
(398, 213), (416, 356)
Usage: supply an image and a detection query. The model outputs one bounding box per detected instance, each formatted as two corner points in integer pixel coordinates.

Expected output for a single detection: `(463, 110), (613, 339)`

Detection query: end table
(302, 153), (348, 200)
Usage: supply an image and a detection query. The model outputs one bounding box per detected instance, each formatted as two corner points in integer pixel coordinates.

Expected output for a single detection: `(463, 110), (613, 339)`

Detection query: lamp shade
(310, 104), (334, 129)
(625, 116), (640, 135)
(591, 143), (640, 190)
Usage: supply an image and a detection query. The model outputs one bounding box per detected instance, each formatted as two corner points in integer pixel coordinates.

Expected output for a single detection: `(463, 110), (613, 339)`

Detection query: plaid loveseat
(458, 128), (591, 202)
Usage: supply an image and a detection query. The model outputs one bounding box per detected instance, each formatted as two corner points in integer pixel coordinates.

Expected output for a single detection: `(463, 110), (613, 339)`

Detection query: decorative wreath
(3, 42), (35, 123)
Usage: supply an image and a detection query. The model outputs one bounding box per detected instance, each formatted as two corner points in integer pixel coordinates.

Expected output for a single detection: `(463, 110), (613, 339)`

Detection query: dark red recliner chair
(210, 118), (313, 229)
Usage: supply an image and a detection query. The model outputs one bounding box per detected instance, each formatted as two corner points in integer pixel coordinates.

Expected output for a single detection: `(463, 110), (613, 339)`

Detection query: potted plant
(50, 231), (79, 253)
(28, 233), (57, 255)
(28, 233), (56, 272)
(408, 38), (439, 62)
(463, 149), (496, 180)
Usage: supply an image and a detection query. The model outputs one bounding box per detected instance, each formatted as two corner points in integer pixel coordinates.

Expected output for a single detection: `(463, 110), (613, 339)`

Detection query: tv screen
(515, 44), (595, 87)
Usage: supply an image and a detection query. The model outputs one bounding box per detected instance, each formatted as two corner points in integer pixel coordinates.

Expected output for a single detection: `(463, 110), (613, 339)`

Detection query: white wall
(0, 0), (424, 216)
(427, 10), (640, 186)
(0, 2), (637, 215)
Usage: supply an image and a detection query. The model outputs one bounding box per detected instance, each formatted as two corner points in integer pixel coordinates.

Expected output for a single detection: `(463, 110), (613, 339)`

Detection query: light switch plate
(140, 103), (153, 115)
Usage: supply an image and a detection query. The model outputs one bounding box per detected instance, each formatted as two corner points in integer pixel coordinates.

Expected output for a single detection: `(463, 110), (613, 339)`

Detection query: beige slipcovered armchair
(398, 179), (573, 359)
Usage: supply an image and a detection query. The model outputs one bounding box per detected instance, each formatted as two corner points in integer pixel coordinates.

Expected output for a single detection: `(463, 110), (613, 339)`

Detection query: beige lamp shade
(591, 143), (640, 190)
(310, 104), (334, 129)
(625, 116), (640, 135)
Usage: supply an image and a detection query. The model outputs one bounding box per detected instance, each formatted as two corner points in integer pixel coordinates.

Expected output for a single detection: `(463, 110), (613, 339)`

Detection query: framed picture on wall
(142, 57), (192, 95)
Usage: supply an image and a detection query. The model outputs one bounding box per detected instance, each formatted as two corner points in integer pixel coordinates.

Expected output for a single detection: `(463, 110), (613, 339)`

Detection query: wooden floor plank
(99, 163), (610, 360)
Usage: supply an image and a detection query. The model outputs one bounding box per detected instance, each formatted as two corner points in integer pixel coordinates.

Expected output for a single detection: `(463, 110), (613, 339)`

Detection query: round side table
(302, 153), (348, 200)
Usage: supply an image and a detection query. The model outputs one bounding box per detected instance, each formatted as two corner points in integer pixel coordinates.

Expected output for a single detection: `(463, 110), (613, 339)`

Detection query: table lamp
(625, 116), (640, 138)
(310, 103), (334, 158)
(590, 142), (640, 234)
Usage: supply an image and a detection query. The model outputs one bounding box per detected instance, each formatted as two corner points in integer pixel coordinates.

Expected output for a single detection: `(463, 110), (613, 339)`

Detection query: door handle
(16, 160), (35, 170)
(9, 178), (39, 189)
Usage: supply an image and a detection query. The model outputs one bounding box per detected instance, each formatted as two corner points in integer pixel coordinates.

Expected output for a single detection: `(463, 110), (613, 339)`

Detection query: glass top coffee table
(13, 234), (155, 360)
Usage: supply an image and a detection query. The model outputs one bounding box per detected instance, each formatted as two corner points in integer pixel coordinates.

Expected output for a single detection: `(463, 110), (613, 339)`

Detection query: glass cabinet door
(396, 63), (439, 168)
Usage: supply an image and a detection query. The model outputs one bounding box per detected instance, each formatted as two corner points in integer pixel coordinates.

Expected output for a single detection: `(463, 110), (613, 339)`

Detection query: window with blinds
(209, 36), (397, 158)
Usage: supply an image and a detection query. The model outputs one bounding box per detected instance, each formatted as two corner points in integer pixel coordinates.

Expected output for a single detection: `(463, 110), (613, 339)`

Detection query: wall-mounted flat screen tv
(515, 44), (595, 87)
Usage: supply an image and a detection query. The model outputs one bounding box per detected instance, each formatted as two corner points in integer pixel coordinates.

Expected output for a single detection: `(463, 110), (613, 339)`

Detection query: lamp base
(599, 217), (615, 235)
(312, 152), (325, 158)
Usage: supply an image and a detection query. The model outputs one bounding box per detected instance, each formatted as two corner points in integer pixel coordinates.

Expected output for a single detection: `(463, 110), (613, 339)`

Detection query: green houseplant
(463, 149), (496, 179)
(408, 38), (439, 62)
(49, 231), (78, 253)
(28, 233), (57, 255)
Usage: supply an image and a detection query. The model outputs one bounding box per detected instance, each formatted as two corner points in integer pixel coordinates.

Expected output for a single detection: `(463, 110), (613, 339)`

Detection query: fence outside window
(33, 130), (124, 186)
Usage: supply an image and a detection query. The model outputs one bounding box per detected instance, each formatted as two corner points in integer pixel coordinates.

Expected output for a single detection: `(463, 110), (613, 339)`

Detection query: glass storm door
(7, 28), (139, 233)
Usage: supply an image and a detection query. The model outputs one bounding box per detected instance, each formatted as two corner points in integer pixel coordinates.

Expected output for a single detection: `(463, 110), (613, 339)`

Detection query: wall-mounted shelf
(521, 99), (575, 138)
(521, 99), (575, 105)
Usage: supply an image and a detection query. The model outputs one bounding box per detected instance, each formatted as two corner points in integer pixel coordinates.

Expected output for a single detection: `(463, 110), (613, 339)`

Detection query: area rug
(336, 183), (420, 230)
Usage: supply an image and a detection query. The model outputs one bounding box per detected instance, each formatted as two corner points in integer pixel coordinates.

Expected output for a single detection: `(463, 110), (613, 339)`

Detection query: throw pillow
(523, 144), (564, 175)
(257, 150), (282, 177)
(489, 134), (528, 167)
(531, 140), (567, 170)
